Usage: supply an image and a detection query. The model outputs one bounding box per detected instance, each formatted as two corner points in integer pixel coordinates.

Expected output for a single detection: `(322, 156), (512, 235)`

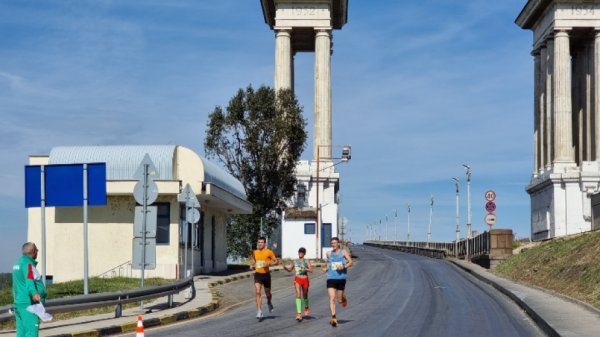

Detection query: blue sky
(0, 0), (533, 272)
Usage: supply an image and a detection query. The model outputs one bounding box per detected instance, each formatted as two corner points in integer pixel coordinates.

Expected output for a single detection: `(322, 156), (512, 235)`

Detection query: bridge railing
(366, 229), (512, 265)
(0, 277), (194, 323)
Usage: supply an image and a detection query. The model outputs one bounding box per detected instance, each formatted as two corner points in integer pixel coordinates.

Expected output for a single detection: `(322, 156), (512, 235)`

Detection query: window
(297, 184), (306, 208)
(156, 203), (170, 245)
(322, 223), (332, 247)
(304, 223), (316, 235)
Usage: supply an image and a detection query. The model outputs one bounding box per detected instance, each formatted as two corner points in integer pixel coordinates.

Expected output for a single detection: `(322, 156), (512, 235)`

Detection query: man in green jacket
(12, 242), (47, 337)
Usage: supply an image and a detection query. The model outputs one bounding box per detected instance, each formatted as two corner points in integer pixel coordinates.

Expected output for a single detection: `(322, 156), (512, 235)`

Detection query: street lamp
(452, 177), (460, 256)
(428, 195), (434, 247)
(315, 144), (352, 259)
(463, 164), (472, 258)
(407, 204), (411, 243)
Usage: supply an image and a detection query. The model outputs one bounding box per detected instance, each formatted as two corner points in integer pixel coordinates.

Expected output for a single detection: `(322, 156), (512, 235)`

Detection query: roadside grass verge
(0, 277), (171, 330)
(495, 230), (600, 310)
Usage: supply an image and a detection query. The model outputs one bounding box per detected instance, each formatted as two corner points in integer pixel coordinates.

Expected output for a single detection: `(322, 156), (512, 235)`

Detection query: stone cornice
(261, 0), (348, 30)
(516, 0), (553, 29)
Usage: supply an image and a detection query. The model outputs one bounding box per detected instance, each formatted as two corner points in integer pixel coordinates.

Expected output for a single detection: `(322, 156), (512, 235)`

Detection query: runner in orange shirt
(250, 237), (278, 321)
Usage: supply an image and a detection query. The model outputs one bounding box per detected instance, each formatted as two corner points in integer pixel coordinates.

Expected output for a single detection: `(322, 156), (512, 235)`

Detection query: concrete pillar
(533, 49), (542, 174)
(275, 28), (293, 92)
(553, 30), (575, 163)
(314, 29), (332, 160)
(546, 38), (554, 167)
(540, 45), (548, 170)
(586, 43), (594, 162)
(594, 30), (600, 161)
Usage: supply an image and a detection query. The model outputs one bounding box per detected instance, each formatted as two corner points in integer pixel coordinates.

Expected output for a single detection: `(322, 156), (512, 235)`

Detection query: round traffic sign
(133, 180), (159, 205)
(187, 208), (201, 224)
(485, 190), (496, 202)
(485, 213), (497, 226)
(485, 201), (496, 213)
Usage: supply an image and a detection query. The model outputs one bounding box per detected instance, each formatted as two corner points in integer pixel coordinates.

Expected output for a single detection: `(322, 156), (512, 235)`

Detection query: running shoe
(268, 302), (274, 313)
(296, 313), (302, 321)
(256, 310), (263, 321)
(304, 307), (310, 316)
(341, 295), (348, 308)
(330, 317), (338, 327)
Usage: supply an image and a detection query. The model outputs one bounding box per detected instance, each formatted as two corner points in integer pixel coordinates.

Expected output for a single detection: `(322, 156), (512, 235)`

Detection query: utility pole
(428, 195), (434, 248)
(385, 214), (388, 241)
(452, 177), (460, 257)
(407, 204), (411, 243)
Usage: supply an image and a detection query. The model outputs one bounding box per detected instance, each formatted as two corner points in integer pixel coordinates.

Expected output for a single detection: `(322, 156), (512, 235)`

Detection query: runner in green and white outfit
(283, 247), (313, 321)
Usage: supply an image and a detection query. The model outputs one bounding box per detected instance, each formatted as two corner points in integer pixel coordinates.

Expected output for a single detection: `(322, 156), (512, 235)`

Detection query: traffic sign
(133, 154), (158, 181)
(485, 213), (497, 226)
(187, 208), (201, 224)
(132, 238), (156, 270)
(484, 190), (496, 202)
(485, 201), (496, 213)
(134, 206), (157, 238)
(178, 184), (200, 208)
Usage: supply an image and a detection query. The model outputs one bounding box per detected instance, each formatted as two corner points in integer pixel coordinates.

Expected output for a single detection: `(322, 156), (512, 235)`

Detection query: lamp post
(385, 214), (388, 241)
(315, 144), (351, 259)
(407, 204), (411, 243)
(452, 177), (460, 256)
(463, 164), (472, 259)
(394, 209), (398, 242)
(428, 195), (434, 247)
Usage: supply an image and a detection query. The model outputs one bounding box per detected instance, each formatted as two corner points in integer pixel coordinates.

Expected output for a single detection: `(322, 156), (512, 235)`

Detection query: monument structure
(260, 0), (349, 258)
(517, 1), (600, 240)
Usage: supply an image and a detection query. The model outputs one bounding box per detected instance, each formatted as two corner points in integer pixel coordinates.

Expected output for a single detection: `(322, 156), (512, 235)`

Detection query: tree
(204, 85), (307, 258)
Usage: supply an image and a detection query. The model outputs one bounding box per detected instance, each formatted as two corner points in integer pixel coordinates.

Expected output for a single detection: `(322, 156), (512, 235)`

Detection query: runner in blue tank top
(322, 237), (353, 327)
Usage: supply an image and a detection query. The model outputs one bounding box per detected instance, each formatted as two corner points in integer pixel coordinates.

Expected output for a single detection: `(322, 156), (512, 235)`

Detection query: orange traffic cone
(136, 315), (145, 337)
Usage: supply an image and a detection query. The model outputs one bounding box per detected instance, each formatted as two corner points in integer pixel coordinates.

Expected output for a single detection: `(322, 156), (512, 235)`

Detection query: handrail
(0, 277), (194, 323)
(98, 260), (132, 279)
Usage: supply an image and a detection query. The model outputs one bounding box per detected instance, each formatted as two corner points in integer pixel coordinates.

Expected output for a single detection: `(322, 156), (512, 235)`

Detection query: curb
(47, 273), (241, 337)
(47, 263), (326, 337)
(449, 260), (560, 337)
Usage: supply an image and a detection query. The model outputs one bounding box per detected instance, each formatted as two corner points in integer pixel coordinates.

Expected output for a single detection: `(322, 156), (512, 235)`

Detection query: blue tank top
(327, 250), (347, 280)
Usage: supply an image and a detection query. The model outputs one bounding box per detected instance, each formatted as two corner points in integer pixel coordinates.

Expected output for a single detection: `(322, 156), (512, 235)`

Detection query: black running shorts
(326, 279), (346, 291)
(254, 272), (272, 289)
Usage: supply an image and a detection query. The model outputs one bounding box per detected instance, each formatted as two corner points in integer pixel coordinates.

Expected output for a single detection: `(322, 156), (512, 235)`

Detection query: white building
(276, 160), (339, 260)
(27, 145), (252, 283)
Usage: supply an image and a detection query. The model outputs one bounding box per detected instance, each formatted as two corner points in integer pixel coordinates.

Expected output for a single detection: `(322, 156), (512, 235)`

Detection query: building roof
(48, 145), (247, 200)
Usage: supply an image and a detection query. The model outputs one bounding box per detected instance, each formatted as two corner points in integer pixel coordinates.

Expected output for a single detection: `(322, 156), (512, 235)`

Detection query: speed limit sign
(485, 190), (496, 202)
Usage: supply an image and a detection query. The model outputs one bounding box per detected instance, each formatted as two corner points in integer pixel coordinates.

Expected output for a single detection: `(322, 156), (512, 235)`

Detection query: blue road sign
(25, 163), (107, 208)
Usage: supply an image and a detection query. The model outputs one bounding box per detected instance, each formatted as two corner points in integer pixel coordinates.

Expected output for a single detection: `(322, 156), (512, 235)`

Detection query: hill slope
(495, 230), (600, 309)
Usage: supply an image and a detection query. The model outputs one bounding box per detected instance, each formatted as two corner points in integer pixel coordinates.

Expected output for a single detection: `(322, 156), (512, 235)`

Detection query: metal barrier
(366, 230), (512, 268)
(0, 277), (194, 323)
(365, 241), (448, 259)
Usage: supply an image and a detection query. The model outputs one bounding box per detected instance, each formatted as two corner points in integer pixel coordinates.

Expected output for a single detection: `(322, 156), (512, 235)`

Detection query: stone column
(274, 28), (293, 92)
(594, 30), (600, 161)
(546, 38), (555, 167)
(314, 29), (332, 160)
(533, 49), (542, 174)
(540, 45), (548, 170)
(553, 30), (575, 163)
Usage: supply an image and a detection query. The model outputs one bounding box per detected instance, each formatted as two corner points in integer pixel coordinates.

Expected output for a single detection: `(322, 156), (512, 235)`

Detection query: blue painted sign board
(25, 163), (107, 208)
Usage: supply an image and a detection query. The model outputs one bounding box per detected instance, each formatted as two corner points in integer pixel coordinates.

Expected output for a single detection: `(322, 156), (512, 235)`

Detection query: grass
(495, 230), (600, 309)
(0, 277), (171, 330)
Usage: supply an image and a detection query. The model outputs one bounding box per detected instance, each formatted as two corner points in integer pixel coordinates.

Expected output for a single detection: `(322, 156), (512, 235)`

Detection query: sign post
(132, 154), (159, 293)
(178, 184), (200, 279)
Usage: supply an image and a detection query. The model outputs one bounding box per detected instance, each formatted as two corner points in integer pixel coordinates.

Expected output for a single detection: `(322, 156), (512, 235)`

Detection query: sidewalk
(451, 259), (600, 337)
(0, 272), (251, 337)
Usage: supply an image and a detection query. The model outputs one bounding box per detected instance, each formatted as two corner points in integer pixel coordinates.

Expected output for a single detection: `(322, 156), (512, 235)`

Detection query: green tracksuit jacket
(12, 254), (47, 337)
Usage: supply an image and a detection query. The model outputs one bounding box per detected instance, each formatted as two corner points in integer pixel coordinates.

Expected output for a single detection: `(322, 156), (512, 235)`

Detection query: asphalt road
(138, 246), (544, 337)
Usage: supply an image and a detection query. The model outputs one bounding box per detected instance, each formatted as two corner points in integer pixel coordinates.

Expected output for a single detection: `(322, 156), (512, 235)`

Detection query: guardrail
(0, 277), (194, 323)
(366, 229), (513, 268)
(364, 241), (448, 259)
